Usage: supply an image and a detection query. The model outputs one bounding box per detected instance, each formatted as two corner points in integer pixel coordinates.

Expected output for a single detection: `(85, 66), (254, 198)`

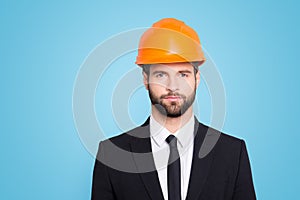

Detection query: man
(92, 18), (256, 200)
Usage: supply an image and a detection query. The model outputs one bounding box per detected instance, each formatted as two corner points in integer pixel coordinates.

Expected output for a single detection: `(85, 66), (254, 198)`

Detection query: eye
(179, 73), (189, 78)
(155, 73), (166, 78)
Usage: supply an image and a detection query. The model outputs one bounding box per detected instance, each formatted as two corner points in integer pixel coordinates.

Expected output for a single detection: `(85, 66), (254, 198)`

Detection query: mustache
(160, 92), (186, 99)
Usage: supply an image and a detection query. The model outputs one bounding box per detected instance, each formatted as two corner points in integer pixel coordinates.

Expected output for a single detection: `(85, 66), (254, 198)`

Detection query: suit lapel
(185, 121), (216, 200)
(130, 118), (217, 200)
(130, 121), (164, 200)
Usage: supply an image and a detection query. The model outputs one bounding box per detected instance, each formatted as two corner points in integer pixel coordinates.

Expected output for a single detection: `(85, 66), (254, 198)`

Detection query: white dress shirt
(150, 115), (195, 200)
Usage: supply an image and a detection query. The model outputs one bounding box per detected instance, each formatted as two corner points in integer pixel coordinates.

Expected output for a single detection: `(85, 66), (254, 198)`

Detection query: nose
(166, 76), (179, 92)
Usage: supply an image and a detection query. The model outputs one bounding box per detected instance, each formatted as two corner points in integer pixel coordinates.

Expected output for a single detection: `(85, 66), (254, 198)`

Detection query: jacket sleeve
(233, 140), (256, 200)
(91, 142), (116, 200)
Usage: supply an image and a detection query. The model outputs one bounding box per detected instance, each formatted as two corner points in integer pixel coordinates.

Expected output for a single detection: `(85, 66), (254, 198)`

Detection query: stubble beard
(148, 86), (196, 118)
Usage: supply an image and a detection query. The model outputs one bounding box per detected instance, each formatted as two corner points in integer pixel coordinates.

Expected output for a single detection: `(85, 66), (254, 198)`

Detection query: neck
(151, 106), (193, 133)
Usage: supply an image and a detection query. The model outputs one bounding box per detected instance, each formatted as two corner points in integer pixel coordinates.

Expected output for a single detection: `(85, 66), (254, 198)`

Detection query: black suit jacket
(92, 118), (256, 200)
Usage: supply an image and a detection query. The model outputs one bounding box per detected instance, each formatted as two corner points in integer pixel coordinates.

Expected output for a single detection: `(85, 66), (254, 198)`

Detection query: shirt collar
(150, 115), (195, 148)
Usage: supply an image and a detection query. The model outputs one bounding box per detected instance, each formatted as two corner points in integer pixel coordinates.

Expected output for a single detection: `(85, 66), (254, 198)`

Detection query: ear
(143, 72), (149, 90)
(195, 70), (200, 89)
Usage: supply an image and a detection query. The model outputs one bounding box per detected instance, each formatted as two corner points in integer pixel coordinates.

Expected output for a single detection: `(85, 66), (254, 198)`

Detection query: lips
(164, 96), (181, 99)
(163, 96), (182, 102)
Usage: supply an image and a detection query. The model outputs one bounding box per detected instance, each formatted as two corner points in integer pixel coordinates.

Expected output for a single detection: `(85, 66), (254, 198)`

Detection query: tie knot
(166, 135), (177, 148)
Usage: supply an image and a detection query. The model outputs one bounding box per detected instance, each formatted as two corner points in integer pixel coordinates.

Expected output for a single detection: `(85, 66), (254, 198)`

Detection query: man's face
(143, 63), (200, 118)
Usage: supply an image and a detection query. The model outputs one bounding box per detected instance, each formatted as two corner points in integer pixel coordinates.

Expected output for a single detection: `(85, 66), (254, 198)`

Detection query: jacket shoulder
(99, 124), (149, 151)
(219, 132), (245, 145)
(197, 122), (246, 154)
(199, 122), (244, 140)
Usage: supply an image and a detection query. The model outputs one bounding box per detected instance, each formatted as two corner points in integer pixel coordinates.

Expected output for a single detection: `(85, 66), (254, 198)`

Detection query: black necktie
(166, 135), (181, 200)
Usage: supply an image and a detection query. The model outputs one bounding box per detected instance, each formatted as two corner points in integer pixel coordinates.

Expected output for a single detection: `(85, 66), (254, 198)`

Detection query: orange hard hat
(135, 18), (206, 66)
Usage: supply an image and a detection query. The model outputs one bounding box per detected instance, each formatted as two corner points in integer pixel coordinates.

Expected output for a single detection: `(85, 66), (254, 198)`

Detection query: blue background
(1, 0), (299, 199)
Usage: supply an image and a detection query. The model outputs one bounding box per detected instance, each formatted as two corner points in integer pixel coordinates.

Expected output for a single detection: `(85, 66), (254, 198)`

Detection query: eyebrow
(151, 70), (193, 75)
(151, 71), (167, 75)
(178, 70), (193, 74)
